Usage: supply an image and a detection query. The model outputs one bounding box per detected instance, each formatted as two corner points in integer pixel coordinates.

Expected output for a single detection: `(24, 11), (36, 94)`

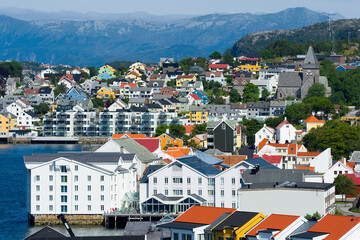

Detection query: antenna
(328, 16), (336, 55)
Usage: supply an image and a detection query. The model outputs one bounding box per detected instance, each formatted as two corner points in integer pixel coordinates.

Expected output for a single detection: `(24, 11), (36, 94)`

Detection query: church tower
(301, 45), (320, 98)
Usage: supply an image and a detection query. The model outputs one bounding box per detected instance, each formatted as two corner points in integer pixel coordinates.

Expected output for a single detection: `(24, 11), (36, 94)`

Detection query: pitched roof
(113, 138), (157, 162)
(174, 206), (236, 225)
(246, 214), (301, 238)
(278, 72), (302, 88)
(214, 155), (247, 167)
(344, 173), (360, 185)
(340, 64), (357, 70)
(184, 124), (195, 134)
(254, 154), (282, 164)
(303, 45), (319, 69)
(140, 165), (164, 183)
(244, 157), (279, 170)
(212, 211), (260, 232)
(297, 152), (321, 157)
(257, 138), (270, 152)
(112, 133), (147, 139)
(305, 115), (325, 123)
(177, 156), (222, 176)
(209, 64), (229, 68)
(276, 119), (291, 129)
(164, 149), (185, 158)
(25, 226), (67, 240)
(134, 138), (160, 153)
(167, 147), (191, 155)
(303, 215), (360, 240)
(241, 169), (318, 184)
(190, 94), (201, 100)
(195, 150), (223, 165)
(206, 71), (223, 77)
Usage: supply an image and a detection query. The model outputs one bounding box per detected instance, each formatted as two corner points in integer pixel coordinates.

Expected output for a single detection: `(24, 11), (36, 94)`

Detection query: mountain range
(0, 7), (342, 66)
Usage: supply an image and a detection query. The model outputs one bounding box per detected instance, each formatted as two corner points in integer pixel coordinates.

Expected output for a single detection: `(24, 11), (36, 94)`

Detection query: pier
(31, 137), (79, 144)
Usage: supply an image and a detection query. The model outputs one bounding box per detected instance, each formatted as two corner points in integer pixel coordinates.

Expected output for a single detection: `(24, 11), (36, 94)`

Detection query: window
(232, 178), (235, 184)
(187, 178), (191, 184)
(153, 177), (157, 184)
(174, 233), (179, 240)
(74, 175), (78, 181)
(339, 171), (342, 174)
(198, 178), (202, 184)
(36, 205), (40, 211)
(61, 176), (67, 183)
(75, 195), (78, 201)
(49, 175), (53, 181)
(61, 186), (67, 193)
(165, 177), (168, 184)
(220, 178), (224, 185)
(35, 175), (40, 181)
(334, 171), (337, 174)
(36, 195), (40, 201)
(49, 195), (53, 201)
(61, 205), (67, 212)
(101, 205), (104, 211)
(88, 176), (91, 181)
(208, 178), (215, 186)
(187, 189), (191, 195)
(49, 185), (53, 191)
(88, 195), (91, 201)
(74, 165), (78, 171)
(165, 189), (168, 195)
(60, 166), (67, 173)
(222, 123), (226, 130)
(36, 185), (40, 191)
(208, 190), (214, 196)
(221, 202), (224, 208)
(221, 190), (224, 196)
(88, 185), (91, 191)
(49, 205), (53, 211)
(101, 195), (104, 201)
(75, 185), (78, 191)
(198, 189), (202, 196)
(232, 202), (236, 208)
(88, 205), (91, 211)
(100, 175), (104, 181)
(75, 205), (78, 211)
(232, 190), (236, 196)
(61, 196), (67, 203)
(49, 165), (53, 171)
(153, 189), (157, 195)
(173, 190), (183, 195)
(101, 185), (104, 191)
(173, 178), (183, 183)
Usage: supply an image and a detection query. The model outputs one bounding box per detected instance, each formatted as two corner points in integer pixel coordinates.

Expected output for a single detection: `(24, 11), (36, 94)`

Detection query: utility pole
(328, 16), (336, 55)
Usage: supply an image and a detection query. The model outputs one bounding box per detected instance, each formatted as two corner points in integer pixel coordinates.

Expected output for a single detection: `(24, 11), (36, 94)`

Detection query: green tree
(335, 175), (358, 203)
(261, 88), (270, 101)
(306, 83), (326, 98)
(81, 70), (90, 80)
(141, 74), (148, 80)
(242, 83), (259, 103)
(0, 60), (23, 78)
(191, 123), (207, 136)
(222, 52), (234, 63)
(229, 89), (241, 103)
(304, 212), (322, 221)
(265, 116), (284, 129)
(303, 97), (335, 119)
(169, 124), (186, 138)
(242, 118), (263, 146)
(329, 92), (346, 105)
(34, 103), (50, 115)
(87, 66), (99, 77)
(155, 124), (168, 137)
(92, 98), (104, 108)
(0, 75), (6, 96)
(167, 79), (176, 88)
(302, 120), (360, 160)
(209, 51), (222, 59)
(285, 103), (312, 125)
(211, 96), (226, 105)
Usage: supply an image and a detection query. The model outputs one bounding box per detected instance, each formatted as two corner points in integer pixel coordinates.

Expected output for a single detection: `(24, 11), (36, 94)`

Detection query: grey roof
(189, 194), (206, 203)
(303, 46), (319, 69)
(350, 151), (360, 163)
(241, 181), (334, 191)
(288, 220), (318, 238)
(39, 86), (53, 94)
(290, 231), (328, 239)
(25, 111), (39, 118)
(144, 103), (162, 109)
(269, 100), (287, 107)
(207, 120), (237, 130)
(0, 111), (16, 118)
(205, 213), (232, 230)
(25, 226), (67, 240)
(114, 138), (158, 162)
(244, 157), (279, 170)
(154, 194), (182, 202)
(181, 81), (202, 88)
(177, 156), (221, 176)
(204, 149), (225, 155)
(195, 150), (223, 165)
(148, 81), (165, 88)
(242, 169), (319, 184)
(158, 222), (206, 230)
(212, 211), (260, 232)
(152, 94), (172, 100)
(157, 99), (171, 106)
(124, 221), (170, 240)
(278, 72), (302, 88)
(129, 98), (147, 104)
(247, 101), (270, 109)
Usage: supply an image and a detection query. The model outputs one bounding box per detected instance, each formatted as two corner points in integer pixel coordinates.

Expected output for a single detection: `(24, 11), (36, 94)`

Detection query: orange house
(158, 133), (183, 150)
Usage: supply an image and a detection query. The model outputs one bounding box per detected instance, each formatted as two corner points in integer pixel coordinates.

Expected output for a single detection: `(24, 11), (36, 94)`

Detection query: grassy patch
(349, 207), (360, 213)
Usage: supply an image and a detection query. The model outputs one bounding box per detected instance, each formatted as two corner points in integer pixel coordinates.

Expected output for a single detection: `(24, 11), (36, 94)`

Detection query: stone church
(277, 46), (331, 99)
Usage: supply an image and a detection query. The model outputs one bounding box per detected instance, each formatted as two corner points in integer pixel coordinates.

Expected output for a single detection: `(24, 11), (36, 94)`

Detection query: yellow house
(238, 63), (262, 73)
(100, 65), (117, 73)
(186, 107), (208, 123)
(97, 87), (115, 99)
(211, 211), (266, 240)
(305, 115), (325, 132)
(158, 133), (183, 150)
(176, 75), (196, 87)
(0, 112), (17, 132)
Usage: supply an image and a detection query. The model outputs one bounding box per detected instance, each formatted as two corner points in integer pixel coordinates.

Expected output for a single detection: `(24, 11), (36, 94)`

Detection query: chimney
(166, 128), (170, 134)
(120, 146), (124, 153)
(284, 117), (287, 121)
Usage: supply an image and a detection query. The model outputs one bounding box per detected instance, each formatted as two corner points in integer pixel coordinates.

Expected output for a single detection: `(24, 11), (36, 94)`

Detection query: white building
(205, 72), (226, 84)
(255, 124), (275, 147)
(17, 111), (40, 130)
(324, 159), (354, 183)
(6, 99), (33, 117)
(276, 118), (297, 144)
(238, 182), (335, 216)
(24, 152), (138, 215)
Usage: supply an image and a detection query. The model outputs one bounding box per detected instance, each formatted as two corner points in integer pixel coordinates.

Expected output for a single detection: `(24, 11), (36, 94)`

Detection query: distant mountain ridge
(0, 7), (343, 66)
(227, 18), (360, 57)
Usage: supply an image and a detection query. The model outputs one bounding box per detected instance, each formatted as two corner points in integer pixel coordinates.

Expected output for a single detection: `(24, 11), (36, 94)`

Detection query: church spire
(303, 45), (319, 69)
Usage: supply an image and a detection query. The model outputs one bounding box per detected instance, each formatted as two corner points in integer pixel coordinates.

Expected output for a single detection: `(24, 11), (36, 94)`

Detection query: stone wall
(33, 214), (104, 226)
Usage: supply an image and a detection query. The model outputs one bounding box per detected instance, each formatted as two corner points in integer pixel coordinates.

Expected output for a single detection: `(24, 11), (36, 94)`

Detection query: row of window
(36, 185), (105, 192)
(36, 195), (105, 202)
(155, 177), (237, 185)
(35, 205), (105, 212)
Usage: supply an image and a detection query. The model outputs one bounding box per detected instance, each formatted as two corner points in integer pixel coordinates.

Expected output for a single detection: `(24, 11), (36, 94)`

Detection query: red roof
(120, 83), (137, 88)
(209, 64), (229, 68)
(306, 215), (360, 240)
(167, 147), (191, 155)
(176, 75), (195, 79)
(174, 206), (236, 224)
(112, 133), (147, 139)
(254, 154), (282, 164)
(184, 124), (195, 134)
(134, 138), (160, 153)
(247, 214), (300, 238)
(341, 64), (357, 70)
(162, 158), (172, 164)
(305, 115), (325, 123)
(344, 173), (360, 185)
(276, 119), (291, 129)
(206, 71), (223, 77)
(190, 94), (201, 100)
(257, 138), (270, 152)
(297, 152), (321, 157)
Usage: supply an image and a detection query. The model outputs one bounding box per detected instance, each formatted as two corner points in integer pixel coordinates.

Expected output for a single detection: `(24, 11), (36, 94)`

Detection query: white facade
(324, 159), (354, 183)
(25, 155), (137, 215)
(255, 125), (275, 147)
(276, 120), (297, 144)
(6, 99), (33, 117)
(308, 148), (333, 174)
(238, 184), (335, 216)
(17, 111), (40, 129)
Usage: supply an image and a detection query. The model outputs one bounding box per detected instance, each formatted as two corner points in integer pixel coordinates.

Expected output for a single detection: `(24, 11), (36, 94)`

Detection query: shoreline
(3, 137), (109, 145)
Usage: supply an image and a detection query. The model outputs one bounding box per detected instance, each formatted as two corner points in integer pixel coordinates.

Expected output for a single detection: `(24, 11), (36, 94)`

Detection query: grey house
(207, 120), (237, 153)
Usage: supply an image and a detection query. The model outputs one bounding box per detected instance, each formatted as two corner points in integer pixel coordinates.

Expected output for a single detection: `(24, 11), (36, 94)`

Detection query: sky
(0, 0), (358, 18)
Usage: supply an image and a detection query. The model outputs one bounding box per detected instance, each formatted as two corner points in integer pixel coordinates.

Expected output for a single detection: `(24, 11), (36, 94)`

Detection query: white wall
(310, 148), (332, 174)
(324, 160), (354, 183)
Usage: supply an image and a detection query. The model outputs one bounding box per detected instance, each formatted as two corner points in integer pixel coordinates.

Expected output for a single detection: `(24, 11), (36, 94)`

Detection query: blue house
(56, 86), (88, 101)
(337, 64), (358, 72)
(98, 72), (113, 80)
(192, 90), (208, 104)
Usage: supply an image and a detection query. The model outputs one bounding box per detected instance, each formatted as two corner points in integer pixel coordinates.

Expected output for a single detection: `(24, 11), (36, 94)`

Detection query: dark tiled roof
(177, 156), (221, 176)
(278, 72), (302, 88)
(140, 165), (164, 183)
(25, 111), (39, 118)
(244, 157), (279, 170)
(158, 222), (206, 230)
(38, 86), (53, 94)
(212, 211), (259, 231)
(242, 169), (319, 184)
(25, 226), (66, 240)
(290, 231), (328, 239)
